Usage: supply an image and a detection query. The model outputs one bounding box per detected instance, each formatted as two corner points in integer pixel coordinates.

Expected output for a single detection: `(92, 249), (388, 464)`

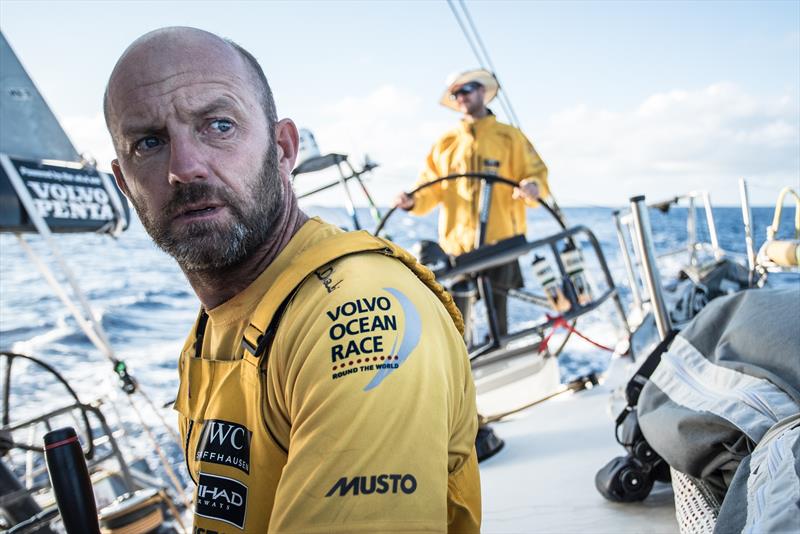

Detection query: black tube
(43, 427), (100, 534)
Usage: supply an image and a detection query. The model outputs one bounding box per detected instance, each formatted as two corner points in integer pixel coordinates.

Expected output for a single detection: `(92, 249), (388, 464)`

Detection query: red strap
(44, 435), (79, 450)
(537, 314), (615, 354)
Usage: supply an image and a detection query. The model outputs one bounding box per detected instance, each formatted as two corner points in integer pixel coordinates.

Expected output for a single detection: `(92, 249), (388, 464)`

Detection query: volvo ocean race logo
(196, 473), (248, 529)
(326, 288), (421, 391)
(362, 288), (421, 391)
(326, 473), (418, 497)
(196, 420), (251, 474)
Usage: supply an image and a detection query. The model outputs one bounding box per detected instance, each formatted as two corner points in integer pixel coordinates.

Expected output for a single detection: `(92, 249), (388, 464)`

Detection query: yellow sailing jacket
(411, 113), (549, 255)
(174, 218), (480, 533)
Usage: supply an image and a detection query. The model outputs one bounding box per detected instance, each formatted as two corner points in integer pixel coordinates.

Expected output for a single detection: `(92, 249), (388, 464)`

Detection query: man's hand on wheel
(513, 179), (540, 201)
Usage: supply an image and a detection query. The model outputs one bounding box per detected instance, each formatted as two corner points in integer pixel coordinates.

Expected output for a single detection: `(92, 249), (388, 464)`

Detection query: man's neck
(465, 106), (489, 121)
(185, 187), (309, 310)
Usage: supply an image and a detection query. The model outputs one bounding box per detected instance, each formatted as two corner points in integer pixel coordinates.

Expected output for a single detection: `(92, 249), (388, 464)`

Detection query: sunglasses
(450, 81), (482, 99)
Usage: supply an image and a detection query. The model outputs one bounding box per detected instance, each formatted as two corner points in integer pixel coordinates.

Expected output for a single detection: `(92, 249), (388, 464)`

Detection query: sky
(1, 0), (798, 207)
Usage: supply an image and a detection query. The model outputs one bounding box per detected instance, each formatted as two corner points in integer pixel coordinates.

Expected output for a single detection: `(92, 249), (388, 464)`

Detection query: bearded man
(104, 27), (480, 533)
(395, 69), (550, 341)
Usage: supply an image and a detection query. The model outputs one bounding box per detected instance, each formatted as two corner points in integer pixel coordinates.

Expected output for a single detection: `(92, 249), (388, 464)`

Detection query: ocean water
(0, 203), (797, 416)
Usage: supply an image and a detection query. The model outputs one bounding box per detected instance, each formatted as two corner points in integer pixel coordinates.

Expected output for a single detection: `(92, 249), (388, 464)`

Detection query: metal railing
(612, 191), (722, 335)
(1, 396), (188, 533)
(431, 225), (630, 365)
(740, 179), (800, 280)
(3, 402), (137, 494)
(627, 197), (673, 341)
(293, 154), (382, 231)
(614, 191), (723, 267)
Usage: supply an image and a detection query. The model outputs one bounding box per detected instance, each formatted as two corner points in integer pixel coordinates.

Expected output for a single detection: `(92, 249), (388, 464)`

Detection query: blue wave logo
(363, 288), (420, 391)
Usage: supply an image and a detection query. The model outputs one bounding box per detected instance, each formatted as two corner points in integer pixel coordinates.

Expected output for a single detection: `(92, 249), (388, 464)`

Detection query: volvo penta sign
(0, 155), (130, 234)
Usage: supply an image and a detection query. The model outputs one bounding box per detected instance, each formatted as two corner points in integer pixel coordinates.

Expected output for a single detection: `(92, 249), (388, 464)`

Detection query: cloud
(59, 83), (799, 209)
(297, 84), (452, 207)
(541, 83), (799, 206)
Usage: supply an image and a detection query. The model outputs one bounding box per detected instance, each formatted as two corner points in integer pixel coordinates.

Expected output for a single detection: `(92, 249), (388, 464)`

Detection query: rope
(126, 399), (192, 510)
(538, 314), (615, 354)
(480, 386), (572, 424)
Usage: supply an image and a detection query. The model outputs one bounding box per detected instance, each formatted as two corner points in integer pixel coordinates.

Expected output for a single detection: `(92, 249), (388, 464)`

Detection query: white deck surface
(479, 384), (678, 534)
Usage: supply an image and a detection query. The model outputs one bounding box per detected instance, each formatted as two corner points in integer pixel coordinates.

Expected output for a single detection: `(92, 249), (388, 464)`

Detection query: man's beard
(131, 141), (283, 272)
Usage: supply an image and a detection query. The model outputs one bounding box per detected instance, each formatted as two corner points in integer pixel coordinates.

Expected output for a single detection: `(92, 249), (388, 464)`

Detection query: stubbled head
(104, 28), (277, 135)
(104, 27), (299, 272)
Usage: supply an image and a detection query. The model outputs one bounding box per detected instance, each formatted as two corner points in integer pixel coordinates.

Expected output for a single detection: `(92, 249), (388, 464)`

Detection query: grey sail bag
(637, 288), (800, 533)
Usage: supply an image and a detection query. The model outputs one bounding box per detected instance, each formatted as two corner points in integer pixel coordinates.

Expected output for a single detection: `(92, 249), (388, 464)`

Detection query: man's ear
(111, 160), (131, 198)
(274, 118), (299, 178)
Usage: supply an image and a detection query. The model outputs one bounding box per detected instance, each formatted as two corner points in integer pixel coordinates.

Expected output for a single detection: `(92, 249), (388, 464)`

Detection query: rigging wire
(447, 0), (570, 225)
(446, 0), (485, 70)
(446, 0), (522, 129)
(459, 0), (496, 74)
(458, 0), (522, 128)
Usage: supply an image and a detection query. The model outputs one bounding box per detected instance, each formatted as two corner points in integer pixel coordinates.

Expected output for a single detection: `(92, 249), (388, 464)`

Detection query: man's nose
(168, 135), (208, 185)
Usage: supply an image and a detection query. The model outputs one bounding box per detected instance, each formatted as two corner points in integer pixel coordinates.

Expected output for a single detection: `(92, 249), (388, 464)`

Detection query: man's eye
(135, 136), (162, 152)
(209, 119), (234, 134)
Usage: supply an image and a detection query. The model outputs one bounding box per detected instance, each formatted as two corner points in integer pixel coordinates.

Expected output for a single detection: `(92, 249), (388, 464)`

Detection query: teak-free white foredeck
(479, 384), (678, 534)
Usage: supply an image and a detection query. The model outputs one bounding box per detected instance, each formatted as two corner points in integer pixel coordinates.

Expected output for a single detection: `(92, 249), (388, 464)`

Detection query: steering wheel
(374, 172), (565, 237)
(373, 173), (578, 357)
(1, 352), (95, 460)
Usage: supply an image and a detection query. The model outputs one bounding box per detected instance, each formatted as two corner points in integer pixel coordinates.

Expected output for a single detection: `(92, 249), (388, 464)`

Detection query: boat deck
(480, 383), (678, 534)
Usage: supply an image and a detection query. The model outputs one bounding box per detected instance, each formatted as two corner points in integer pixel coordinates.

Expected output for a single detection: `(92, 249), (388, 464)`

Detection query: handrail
(612, 210), (642, 311)
(629, 196), (673, 340)
(767, 187), (800, 241)
(436, 225), (630, 363)
(616, 190), (722, 258)
(294, 154), (382, 230)
(613, 188), (729, 327)
(739, 179), (757, 276)
(2, 400), (137, 493)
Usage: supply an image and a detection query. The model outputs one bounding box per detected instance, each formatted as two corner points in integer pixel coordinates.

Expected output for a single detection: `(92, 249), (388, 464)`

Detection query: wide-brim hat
(439, 68), (499, 111)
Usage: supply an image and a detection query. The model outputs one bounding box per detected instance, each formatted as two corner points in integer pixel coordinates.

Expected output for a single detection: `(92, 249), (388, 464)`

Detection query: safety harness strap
(625, 329), (679, 405)
(615, 329), (679, 430)
(241, 231), (392, 359)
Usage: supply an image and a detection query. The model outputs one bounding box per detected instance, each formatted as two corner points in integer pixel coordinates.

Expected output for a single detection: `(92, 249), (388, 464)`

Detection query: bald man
(104, 27), (480, 533)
